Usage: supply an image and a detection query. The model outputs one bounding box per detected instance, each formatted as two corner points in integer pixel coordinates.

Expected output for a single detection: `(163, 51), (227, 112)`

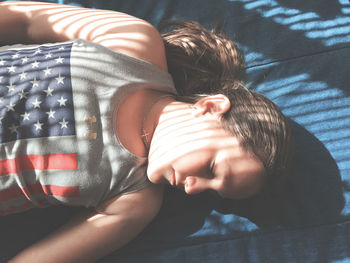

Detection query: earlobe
(194, 94), (231, 117)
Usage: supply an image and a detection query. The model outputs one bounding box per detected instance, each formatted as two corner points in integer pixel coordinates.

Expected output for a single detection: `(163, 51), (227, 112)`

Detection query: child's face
(147, 106), (265, 199)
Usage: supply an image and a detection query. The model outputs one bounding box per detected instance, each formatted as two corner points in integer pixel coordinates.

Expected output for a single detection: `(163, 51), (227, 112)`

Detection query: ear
(193, 94), (231, 118)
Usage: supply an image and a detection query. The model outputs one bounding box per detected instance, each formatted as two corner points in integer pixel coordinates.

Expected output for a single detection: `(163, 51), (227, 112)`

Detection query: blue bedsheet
(1, 0), (349, 262)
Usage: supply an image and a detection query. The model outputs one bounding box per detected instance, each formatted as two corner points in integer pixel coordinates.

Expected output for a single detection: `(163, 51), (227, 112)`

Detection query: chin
(146, 172), (160, 184)
(147, 165), (163, 182)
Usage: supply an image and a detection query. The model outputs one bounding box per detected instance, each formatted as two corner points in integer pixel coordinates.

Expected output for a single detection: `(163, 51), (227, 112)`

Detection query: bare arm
(0, 1), (167, 70)
(9, 184), (164, 263)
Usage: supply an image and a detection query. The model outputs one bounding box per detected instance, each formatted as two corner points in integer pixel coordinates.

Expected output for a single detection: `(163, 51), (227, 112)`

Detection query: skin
(1, 2), (265, 262)
(144, 93), (266, 199)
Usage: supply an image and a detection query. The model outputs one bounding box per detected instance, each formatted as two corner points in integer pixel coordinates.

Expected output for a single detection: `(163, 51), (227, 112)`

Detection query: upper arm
(10, 185), (164, 263)
(1, 1), (167, 70)
(98, 183), (164, 219)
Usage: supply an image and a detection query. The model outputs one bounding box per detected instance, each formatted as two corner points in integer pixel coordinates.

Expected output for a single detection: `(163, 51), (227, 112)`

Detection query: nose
(184, 176), (214, 195)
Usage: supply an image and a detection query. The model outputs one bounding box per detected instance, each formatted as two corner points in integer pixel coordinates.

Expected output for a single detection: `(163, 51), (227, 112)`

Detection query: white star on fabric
(43, 67), (52, 76)
(7, 65), (16, 73)
(30, 78), (40, 88)
(46, 109), (56, 119)
(0, 76), (3, 83)
(9, 124), (19, 133)
(19, 72), (27, 80)
(31, 61), (40, 68)
(45, 52), (53, 59)
(34, 48), (42, 54)
(19, 90), (29, 100)
(55, 57), (64, 64)
(21, 57), (29, 64)
(6, 83), (16, 92)
(43, 87), (54, 96)
(6, 102), (16, 112)
(32, 98), (42, 108)
(12, 53), (20, 59)
(0, 59), (5, 66)
(34, 120), (44, 131)
(59, 46), (65, 50)
(57, 96), (67, 106)
(55, 74), (65, 85)
(59, 118), (69, 129)
(21, 112), (30, 121)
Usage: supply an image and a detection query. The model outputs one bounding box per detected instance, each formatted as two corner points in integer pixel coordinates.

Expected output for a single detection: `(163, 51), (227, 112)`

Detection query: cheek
(147, 140), (193, 177)
(146, 143), (178, 184)
(149, 119), (217, 164)
(147, 122), (218, 181)
(172, 151), (214, 180)
(147, 145), (174, 177)
(147, 147), (208, 183)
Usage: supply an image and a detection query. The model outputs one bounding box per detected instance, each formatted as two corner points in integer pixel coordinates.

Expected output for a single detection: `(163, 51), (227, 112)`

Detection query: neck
(140, 91), (175, 152)
(115, 89), (175, 158)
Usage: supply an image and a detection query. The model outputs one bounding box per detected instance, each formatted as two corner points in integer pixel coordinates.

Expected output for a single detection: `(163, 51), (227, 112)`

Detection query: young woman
(0, 2), (293, 262)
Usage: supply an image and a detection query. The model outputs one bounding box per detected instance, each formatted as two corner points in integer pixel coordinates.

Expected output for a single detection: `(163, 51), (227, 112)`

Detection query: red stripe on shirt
(0, 153), (78, 176)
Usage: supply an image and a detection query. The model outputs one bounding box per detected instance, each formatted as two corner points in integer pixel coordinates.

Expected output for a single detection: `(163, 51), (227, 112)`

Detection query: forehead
(215, 146), (265, 199)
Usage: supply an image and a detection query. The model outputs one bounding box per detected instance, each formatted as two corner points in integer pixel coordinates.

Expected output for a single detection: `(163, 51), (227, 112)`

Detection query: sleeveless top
(0, 39), (176, 216)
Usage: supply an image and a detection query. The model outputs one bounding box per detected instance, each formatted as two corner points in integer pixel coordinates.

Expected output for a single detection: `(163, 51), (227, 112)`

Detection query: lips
(171, 170), (176, 186)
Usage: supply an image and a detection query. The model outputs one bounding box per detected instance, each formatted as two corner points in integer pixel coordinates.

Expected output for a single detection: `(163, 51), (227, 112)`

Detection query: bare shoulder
(89, 15), (168, 71)
(98, 184), (164, 219)
(95, 20), (168, 71)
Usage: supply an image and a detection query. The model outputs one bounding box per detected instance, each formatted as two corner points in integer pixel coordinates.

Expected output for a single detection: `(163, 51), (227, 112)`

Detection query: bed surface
(1, 0), (349, 262)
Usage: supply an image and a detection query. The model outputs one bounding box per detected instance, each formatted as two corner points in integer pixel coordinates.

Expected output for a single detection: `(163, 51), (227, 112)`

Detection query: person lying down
(0, 1), (293, 262)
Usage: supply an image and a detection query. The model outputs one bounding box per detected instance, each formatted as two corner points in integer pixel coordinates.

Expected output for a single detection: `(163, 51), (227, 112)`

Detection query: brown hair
(160, 21), (293, 196)
(160, 20), (245, 96)
(220, 82), (293, 195)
